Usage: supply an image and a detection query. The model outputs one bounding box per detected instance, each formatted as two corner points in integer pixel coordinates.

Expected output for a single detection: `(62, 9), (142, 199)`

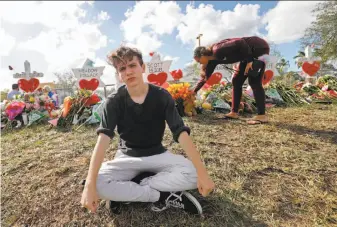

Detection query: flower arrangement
(56, 88), (101, 128)
(166, 83), (193, 100)
(1, 89), (60, 130)
(166, 83), (198, 117)
(7, 91), (56, 114)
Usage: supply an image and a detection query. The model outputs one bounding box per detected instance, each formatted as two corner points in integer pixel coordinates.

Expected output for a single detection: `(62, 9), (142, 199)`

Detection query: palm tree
(293, 51), (306, 68)
(276, 58), (290, 75)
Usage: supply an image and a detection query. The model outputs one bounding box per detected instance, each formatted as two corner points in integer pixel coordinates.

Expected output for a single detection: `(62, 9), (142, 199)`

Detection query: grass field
(1, 104), (337, 227)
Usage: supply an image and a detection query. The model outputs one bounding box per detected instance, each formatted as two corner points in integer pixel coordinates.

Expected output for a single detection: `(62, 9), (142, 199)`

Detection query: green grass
(1, 104), (337, 227)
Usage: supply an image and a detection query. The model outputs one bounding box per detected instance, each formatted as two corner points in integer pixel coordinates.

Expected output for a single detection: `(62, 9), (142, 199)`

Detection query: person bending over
(193, 36), (270, 124)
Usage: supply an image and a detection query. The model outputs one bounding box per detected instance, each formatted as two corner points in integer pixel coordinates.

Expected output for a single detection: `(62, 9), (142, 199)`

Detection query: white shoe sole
(182, 191), (203, 215)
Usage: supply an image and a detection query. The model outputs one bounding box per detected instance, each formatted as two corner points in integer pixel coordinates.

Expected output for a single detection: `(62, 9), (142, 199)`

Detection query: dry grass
(1, 104), (337, 227)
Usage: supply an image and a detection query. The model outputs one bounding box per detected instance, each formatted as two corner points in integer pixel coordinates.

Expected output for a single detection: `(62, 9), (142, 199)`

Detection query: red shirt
(193, 36), (269, 93)
(212, 36), (269, 64)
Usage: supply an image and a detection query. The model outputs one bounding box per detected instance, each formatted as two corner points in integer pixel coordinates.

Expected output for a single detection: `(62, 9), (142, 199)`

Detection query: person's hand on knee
(244, 61), (253, 75)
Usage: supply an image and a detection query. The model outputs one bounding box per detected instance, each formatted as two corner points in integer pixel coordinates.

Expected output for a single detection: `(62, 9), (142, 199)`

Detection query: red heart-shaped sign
(147, 72), (167, 86)
(171, 69), (183, 81)
(18, 79), (30, 92)
(79, 78), (99, 91)
(206, 72), (222, 86)
(262, 70), (274, 85)
(18, 78), (40, 92)
(149, 52), (154, 57)
(302, 61), (320, 76)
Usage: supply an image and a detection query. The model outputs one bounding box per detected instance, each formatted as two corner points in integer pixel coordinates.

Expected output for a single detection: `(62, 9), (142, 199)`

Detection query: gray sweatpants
(96, 150), (198, 203)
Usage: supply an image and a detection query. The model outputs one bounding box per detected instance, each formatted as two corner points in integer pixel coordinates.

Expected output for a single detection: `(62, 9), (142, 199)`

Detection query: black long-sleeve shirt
(194, 36), (270, 93)
(97, 84), (190, 157)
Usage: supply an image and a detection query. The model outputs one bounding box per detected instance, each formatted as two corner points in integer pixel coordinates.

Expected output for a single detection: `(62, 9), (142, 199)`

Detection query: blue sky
(93, 1), (300, 70)
(1, 1), (319, 89)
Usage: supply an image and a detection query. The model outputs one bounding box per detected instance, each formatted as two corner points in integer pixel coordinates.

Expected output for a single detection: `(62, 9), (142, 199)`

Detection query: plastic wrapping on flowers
(1, 90), (61, 130)
(274, 74), (337, 104)
(196, 82), (257, 114)
(57, 89), (102, 128)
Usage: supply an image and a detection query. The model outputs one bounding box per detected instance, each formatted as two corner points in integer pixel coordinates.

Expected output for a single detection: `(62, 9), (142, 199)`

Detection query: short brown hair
(107, 46), (144, 69)
(12, 84), (19, 90)
(194, 46), (213, 58)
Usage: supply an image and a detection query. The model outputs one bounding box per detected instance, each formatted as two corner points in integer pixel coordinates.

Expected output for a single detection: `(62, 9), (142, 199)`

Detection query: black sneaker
(105, 172), (156, 214)
(105, 200), (130, 215)
(152, 191), (203, 215)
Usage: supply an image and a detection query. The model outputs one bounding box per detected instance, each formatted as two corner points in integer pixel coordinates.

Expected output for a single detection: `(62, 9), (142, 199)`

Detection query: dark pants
(232, 59), (266, 115)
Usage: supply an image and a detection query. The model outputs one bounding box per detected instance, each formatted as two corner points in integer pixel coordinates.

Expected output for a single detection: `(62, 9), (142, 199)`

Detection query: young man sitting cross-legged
(80, 46), (215, 215)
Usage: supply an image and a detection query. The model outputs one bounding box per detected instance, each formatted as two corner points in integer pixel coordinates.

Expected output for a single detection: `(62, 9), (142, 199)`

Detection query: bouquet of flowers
(166, 83), (196, 117)
(57, 89), (101, 128)
(166, 83), (192, 101)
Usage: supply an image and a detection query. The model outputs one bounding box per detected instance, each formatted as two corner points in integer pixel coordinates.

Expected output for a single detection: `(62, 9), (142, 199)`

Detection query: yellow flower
(29, 97), (35, 103)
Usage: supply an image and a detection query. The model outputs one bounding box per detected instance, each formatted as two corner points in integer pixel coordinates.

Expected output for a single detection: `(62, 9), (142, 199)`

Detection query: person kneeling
(80, 46), (215, 215)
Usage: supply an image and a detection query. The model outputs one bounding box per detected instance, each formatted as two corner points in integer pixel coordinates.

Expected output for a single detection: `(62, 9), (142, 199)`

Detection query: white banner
(72, 67), (105, 79)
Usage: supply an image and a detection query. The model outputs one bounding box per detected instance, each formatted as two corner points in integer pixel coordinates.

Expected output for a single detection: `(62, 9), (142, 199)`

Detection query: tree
(269, 42), (282, 59)
(302, 1), (337, 63)
(1, 91), (9, 102)
(269, 42), (290, 75)
(54, 71), (77, 89)
(293, 51), (306, 68)
(276, 58), (290, 75)
(293, 49), (336, 73)
(182, 61), (200, 82)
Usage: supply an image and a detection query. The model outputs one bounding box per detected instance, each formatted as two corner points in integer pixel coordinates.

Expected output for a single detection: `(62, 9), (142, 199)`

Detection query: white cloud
(144, 1), (182, 36)
(163, 55), (180, 63)
(120, 1), (182, 55)
(0, 2), (87, 30)
(121, 2), (160, 42)
(86, 1), (94, 7)
(0, 68), (14, 92)
(125, 33), (162, 55)
(177, 3), (262, 47)
(120, 1), (318, 52)
(263, 1), (321, 44)
(0, 28), (16, 56)
(17, 23), (107, 72)
(109, 39), (116, 44)
(97, 11), (110, 21)
(0, 1), (110, 90)
(120, 1), (182, 42)
(93, 58), (116, 85)
(184, 61), (194, 68)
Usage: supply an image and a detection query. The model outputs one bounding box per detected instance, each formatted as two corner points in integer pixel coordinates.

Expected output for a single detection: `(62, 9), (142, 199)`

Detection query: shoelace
(151, 192), (183, 212)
